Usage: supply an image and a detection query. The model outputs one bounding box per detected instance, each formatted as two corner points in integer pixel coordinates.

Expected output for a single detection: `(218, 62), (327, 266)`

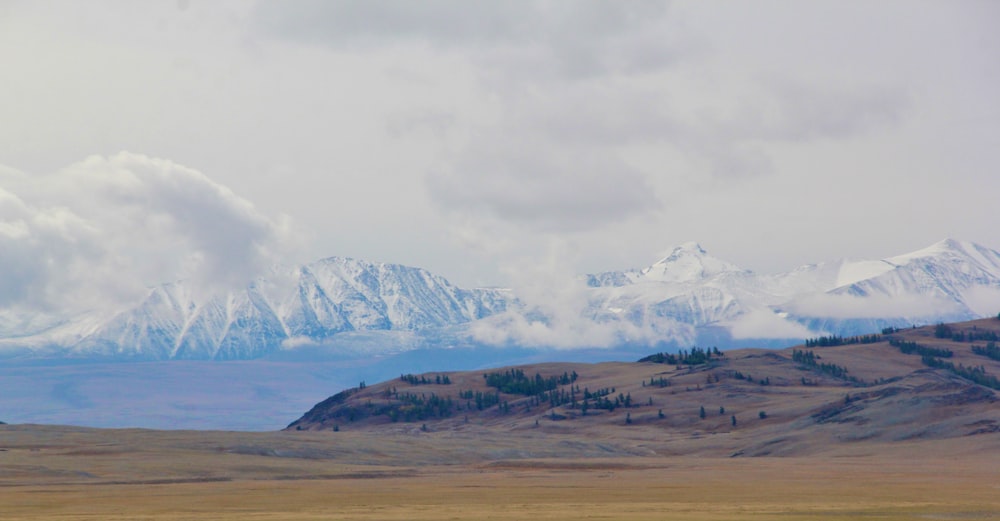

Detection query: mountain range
(2, 238), (999, 361)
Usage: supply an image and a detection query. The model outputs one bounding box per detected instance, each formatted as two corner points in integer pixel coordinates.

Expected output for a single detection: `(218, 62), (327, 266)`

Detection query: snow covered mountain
(572, 239), (1000, 345)
(782, 239), (1000, 335)
(2, 239), (999, 360)
(1, 257), (510, 360)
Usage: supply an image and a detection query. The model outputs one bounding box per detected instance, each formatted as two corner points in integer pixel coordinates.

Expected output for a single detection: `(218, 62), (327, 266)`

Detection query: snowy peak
(834, 239), (1000, 302)
(887, 238), (1000, 272)
(3, 238), (1000, 359)
(639, 242), (744, 283)
(37, 256), (512, 360)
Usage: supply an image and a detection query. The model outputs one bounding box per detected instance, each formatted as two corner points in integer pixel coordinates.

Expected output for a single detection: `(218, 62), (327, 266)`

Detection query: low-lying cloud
(463, 241), (665, 350)
(786, 292), (962, 320)
(726, 309), (814, 340)
(0, 153), (295, 314)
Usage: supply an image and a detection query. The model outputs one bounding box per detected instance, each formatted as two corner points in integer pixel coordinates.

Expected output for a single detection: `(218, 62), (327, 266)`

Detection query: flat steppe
(3, 318), (1000, 519)
(1, 424), (999, 520)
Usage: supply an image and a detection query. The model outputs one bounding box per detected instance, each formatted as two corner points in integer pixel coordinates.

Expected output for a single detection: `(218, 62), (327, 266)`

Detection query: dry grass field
(3, 319), (1000, 519)
(1, 425), (998, 520)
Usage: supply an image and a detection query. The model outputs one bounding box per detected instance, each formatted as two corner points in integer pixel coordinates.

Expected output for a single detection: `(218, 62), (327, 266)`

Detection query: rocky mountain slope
(1, 257), (510, 360)
(2, 239), (999, 360)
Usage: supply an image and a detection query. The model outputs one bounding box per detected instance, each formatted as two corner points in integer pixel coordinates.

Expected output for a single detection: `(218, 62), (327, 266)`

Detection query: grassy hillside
(287, 318), (1000, 456)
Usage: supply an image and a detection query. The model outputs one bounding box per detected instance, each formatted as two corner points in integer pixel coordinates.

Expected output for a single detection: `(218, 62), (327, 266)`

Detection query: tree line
(482, 369), (578, 396)
(889, 339), (953, 358)
(400, 373), (452, 385)
(972, 341), (1000, 361)
(921, 356), (1000, 390)
(804, 334), (882, 348)
(791, 349), (859, 382)
(638, 346), (723, 365)
(934, 323), (1000, 342)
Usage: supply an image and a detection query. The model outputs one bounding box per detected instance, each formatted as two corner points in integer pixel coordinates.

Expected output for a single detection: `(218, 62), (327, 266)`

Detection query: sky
(1, 0), (999, 316)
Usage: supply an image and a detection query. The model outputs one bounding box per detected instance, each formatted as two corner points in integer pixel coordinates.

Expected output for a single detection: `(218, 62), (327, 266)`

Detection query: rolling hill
(287, 317), (1000, 456)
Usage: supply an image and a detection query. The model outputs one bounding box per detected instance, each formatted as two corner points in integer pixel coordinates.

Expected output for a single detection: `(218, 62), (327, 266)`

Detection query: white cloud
(0, 0), (997, 291)
(786, 292), (962, 320)
(464, 240), (662, 349)
(427, 138), (659, 233)
(726, 309), (815, 340)
(963, 286), (1000, 317)
(0, 153), (296, 314)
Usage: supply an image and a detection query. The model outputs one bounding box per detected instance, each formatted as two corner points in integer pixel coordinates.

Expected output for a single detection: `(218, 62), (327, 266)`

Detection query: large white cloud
(0, 0), (997, 291)
(0, 153), (295, 313)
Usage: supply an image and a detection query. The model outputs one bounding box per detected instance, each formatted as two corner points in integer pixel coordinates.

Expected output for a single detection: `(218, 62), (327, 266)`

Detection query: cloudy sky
(1, 0), (998, 313)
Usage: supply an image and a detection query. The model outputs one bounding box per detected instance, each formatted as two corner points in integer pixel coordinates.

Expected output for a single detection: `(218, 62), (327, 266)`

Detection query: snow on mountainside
(574, 239), (1000, 346)
(577, 243), (761, 346)
(785, 239), (1000, 335)
(0, 257), (510, 360)
(2, 239), (999, 360)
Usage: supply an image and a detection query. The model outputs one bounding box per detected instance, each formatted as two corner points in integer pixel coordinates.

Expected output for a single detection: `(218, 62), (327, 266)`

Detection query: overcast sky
(1, 0), (998, 313)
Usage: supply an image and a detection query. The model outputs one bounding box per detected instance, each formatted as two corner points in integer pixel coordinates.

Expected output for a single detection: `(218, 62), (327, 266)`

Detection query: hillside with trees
(287, 318), (1000, 455)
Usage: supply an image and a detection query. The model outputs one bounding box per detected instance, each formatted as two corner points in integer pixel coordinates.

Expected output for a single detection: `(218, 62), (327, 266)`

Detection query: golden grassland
(4, 319), (1000, 519)
(1, 426), (999, 520)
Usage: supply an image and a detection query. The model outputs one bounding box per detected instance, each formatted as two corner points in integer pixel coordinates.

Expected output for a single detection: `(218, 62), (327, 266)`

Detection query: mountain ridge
(2, 239), (999, 360)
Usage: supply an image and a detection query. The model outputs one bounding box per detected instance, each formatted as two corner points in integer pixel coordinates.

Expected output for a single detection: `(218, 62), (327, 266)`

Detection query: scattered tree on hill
(458, 389), (501, 411)
(889, 339), (952, 358)
(948, 329), (999, 343)
(921, 356), (1000, 390)
(804, 334), (881, 347)
(935, 323), (953, 339)
(731, 415), (737, 426)
(483, 369), (570, 396)
(792, 350), (860, 383)
(928, 323), (996, 341)
(400, 373), (451, 385)
(638, 346), (723, 365)
(699, 406), (706, 419)
(719, 406), (725, 415)
(759, 411), (767, 419)
(972, 342), (1000, 361)
(647, 376), (671, 388)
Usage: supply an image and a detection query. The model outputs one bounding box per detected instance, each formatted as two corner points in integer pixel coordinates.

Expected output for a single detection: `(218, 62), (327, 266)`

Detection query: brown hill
(286, 317), (1000, 456)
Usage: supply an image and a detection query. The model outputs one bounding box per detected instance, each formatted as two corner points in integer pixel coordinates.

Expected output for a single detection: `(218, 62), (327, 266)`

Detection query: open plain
(3, 319), (1000, 520)
(1, 425), (999, 520)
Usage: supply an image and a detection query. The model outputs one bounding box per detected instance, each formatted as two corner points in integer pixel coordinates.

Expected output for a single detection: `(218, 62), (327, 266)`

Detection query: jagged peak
(311, 255), (427, 273)
(640, 242), (743, 282)
(886, 238), (1000, 269)
(654, 241), (707, 264)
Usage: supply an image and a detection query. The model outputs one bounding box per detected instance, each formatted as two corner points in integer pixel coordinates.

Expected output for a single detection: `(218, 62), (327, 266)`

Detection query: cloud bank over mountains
(3, 166), (999, 360)
(1, 1), (998, 309)
(0, 153), (294, 315)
